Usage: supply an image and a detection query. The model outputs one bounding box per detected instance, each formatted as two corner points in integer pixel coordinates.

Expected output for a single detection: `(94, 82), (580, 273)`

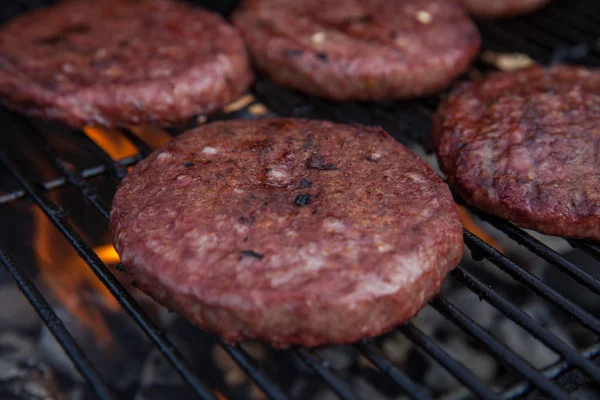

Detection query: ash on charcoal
(422, 335), (497, 393)
(0, 332), (64, 400)
(38, 308), (150, 391)
(412, 284), (574, 393)
(540, 249), (600, 316)
(314, 346), (358, 370)
(0, 283), (40, 331)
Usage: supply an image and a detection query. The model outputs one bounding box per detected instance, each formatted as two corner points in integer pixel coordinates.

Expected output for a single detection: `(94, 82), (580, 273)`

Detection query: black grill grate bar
(72, 129), (134, 180)
(475, 23), (550, 62)
(398, 323), (502, 400)
(26, 127), (112, 220)
(547, 5), (600, 38)
(503, 342), (600, 399)
(0, 242), (116, 400)
(120, 128), (154, 157)
(463, 229), (600, 335)
(466, 208), (600, 296)
(220, 343), (290, 400)
(358, 342), (432, 400)
(431, 297), (573, 400)
(452, 266), (600, 384)
(27, 129), (294, 400)
(527, 13), (597, 45)
(571, 240), (600, 262)
(295, 348), (361, 400)
(0, 150), (218, 400)
(0, 157), (138, 205)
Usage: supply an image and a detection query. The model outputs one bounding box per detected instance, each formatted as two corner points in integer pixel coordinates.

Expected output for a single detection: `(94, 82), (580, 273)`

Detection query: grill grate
(1, 0), (600, 399)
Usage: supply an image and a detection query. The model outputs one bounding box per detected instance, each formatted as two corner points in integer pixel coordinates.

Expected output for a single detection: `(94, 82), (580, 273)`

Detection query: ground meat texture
(459, 0), (550, 18)
(232, 0), (480, 101)
(110, 118), (463, 348)
(433, 66), (600, 240)
(0, 0), (253, 128)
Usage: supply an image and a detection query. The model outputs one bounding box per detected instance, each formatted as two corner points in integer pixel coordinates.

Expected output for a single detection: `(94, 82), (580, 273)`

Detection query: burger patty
(459, 0), (550, 18)
(433, 66), (600, 240)
(232, 0), (480, 101)
(110, 118), (463, 347)
(0, 0), (253, 128)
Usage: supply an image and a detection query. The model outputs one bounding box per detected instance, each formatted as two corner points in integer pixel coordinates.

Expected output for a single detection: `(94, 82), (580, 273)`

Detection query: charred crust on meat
(240, 250), (264, 259)
(116, 263), (128, 275)
(294, 194), (312, 206)
(37, 23), (92, 45)
(316, 53), (329, 63)
(306, 153), (337, 170)
(300, 178), (313, 187)
(184, 162), (195, 168)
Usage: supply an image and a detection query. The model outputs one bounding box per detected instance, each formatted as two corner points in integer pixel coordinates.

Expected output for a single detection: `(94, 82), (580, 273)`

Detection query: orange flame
(33, 125), (158, 345)
(34, 206), (120, 346)
(83, 126), (138, 160)
(458, 206), (502, 252)
(94, 244), (121, 265)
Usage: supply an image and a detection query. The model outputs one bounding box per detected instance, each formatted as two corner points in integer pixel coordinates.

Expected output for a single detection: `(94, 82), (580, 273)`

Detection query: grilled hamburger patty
(0, 0), (253, 128)
(111, 118), (463, 347)
(459, 0), (550, 18)
(433, 66), (600, 240)
(232, 0), (480, 101)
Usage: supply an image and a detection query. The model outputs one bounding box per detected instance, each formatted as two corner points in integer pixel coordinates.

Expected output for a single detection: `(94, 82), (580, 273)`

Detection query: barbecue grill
(0, 0), (599, 399)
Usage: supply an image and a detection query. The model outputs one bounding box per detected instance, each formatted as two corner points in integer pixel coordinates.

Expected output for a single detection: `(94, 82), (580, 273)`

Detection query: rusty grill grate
(0, 0), (599, 399)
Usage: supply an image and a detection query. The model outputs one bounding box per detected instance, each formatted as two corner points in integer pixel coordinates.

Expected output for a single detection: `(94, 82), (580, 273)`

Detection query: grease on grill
(306, 153), (337, 170)
(240, 250), (264, 259)
(294, 194), (312, 207)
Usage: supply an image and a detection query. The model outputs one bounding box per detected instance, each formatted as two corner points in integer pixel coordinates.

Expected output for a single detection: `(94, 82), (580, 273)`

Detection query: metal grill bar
(466, 208), (600, 296)
(0, 157), (137, 205)
(399, 323), (502, 400)
(463, 230), (600, 335)
(220, 343), (290, 400)
(43, 131), (293, 400)
(17, 124), (293, 400)
(0, 243), (116, 400)
(572, 240), (600, 262)
(295, 349), (361, 400)
(452, 266), (600, 383)
(26, 127), (112, 220)
(119, 128), (153, 157)
(0, 150), (218, 400)
(1, 1), (599, 397)
(358, 342), (432, 400)
(431, 297), (573, 400)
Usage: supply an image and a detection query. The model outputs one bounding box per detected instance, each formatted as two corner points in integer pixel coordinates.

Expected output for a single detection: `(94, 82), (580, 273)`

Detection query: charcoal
(0, 332), (64, 400)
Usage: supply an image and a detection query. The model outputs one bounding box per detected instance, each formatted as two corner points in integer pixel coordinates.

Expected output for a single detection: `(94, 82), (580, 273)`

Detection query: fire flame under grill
(1, 0), (600, 400)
